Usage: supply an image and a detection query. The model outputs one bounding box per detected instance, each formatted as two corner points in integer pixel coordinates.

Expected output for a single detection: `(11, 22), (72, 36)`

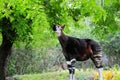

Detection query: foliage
(102, 33), (120, 55)
(0, 0), (120, 46)
(0, 0), (51, 47)
(100, 33), (120, 67)
(93, 0), (120, 40)
(67, 0), (106, 22)
(0, 0), (32, 42)
(7, 46), (66, 75)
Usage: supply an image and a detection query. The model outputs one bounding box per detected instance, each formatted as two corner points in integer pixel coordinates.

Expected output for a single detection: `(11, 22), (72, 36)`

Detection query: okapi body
(52, 24), (103, 80)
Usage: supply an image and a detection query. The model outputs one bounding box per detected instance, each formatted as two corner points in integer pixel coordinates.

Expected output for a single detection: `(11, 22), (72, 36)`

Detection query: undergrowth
(14, 69), (120, 80)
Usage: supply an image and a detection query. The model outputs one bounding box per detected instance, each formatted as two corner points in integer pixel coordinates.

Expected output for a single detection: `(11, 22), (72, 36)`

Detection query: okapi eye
(52, 25), (56, 31)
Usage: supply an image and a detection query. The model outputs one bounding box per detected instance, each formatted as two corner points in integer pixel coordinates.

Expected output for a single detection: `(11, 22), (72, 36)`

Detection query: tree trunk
(0, 39), (12, 80)
(0, 17), (16, 80)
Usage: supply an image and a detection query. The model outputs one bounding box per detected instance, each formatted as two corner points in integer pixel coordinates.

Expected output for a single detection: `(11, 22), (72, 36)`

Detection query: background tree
(0, 0), (43, 79)
(0, 1), (30, 79)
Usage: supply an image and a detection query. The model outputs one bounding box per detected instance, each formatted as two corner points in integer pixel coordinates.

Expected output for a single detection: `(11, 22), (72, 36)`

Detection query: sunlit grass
(14, 69), (120, 80)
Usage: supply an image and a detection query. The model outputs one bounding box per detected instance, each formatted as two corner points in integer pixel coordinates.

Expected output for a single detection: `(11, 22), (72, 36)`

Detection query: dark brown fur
(58, 32), (102, 68)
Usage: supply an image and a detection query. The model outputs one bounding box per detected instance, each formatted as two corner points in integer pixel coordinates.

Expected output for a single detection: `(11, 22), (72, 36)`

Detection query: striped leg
(66, 59), (76, 80)
(91, 52), (103, 80)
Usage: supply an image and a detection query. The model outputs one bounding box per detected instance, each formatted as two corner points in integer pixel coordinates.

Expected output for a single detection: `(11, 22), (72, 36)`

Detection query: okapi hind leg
(66, 59), (76, 80)
(91, 52), (103, 80)
(98, 68), (103, 80)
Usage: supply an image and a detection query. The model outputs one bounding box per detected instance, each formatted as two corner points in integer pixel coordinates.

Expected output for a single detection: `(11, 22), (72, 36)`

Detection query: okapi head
(52, 24), (65, 36)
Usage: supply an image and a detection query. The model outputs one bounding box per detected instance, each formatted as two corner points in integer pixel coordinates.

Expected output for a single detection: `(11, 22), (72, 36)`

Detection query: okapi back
(59, 36), (102, 61)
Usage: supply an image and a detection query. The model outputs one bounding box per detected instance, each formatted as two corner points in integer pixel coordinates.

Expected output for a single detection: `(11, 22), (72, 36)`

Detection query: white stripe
(93, 54), (102, 57)
(68, 67), (75, 70)
(70, 59), (76, 63)
(66, 61), (71, 65)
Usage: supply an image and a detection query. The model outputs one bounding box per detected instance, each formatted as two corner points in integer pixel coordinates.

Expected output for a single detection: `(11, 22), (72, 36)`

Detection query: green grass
(14, 69), (120, 80)
(14, 70), (94, 80)
(14, 71), (67, 80)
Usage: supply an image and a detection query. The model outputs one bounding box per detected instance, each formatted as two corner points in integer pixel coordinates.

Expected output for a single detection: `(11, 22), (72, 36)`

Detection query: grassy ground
(14, 69), (120, 80)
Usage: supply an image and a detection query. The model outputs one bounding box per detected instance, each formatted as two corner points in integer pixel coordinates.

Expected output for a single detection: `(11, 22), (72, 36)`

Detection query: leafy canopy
(0, 0), (120, 47)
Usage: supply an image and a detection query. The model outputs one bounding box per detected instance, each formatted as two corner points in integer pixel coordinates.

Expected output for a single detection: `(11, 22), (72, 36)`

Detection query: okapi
(52, 24), (103, 80)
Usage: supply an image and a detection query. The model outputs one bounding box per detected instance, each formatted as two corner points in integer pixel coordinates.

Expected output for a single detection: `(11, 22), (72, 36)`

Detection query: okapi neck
(58, 32), (68, 47)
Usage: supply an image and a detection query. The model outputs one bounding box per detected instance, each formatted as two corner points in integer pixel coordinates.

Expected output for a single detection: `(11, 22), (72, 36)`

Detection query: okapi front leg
(66, 59), (76, 80)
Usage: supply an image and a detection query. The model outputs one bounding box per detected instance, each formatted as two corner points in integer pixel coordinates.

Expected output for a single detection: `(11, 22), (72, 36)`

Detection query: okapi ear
(61, 25), (65, 29)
